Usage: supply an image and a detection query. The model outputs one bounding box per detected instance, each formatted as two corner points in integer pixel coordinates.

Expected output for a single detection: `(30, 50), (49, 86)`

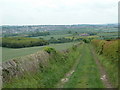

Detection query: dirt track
(90, 45), (113, 88)
(55, 44), (113, 88)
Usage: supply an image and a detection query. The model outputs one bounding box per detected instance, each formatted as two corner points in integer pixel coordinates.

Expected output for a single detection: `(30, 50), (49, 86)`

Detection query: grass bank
(91, 40), (119, 87)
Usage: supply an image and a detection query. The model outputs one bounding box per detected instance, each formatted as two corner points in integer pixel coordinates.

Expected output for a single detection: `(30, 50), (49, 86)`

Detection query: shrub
(72, 45), (77, 51)
(82, 39), (90, 43)
(92, 39), (119, 62)
(44, 47), (56, 54)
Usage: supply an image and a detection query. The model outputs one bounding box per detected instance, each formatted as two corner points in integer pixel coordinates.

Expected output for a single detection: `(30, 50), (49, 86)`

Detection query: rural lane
(55, 44), (113, 88)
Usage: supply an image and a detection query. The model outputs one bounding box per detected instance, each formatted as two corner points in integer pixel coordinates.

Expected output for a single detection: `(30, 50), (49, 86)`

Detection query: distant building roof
(79, 33), (89, 36)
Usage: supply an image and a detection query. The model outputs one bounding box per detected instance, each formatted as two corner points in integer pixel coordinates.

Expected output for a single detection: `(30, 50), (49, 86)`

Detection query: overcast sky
(0, 0), (119, 25)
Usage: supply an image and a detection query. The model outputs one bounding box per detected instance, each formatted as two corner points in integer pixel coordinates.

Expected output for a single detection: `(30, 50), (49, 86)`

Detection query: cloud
(0, 0), (119, 25)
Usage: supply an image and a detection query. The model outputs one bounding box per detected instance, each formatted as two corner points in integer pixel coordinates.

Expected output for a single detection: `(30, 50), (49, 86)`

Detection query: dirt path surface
(90, 45), (113, 88)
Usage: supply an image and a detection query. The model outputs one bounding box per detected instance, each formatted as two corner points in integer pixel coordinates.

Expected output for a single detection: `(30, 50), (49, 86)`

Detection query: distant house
(79, 33), (89, 36)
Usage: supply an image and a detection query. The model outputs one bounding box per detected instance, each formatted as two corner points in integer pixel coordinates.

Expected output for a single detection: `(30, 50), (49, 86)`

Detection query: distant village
(2, 24), (117, 35)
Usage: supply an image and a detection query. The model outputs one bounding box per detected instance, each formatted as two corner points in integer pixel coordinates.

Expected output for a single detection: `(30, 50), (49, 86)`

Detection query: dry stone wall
(2, 51), (49, 82)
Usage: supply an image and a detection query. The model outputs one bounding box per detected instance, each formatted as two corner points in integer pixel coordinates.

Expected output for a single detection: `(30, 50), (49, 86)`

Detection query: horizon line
(0, 23), (117, 26)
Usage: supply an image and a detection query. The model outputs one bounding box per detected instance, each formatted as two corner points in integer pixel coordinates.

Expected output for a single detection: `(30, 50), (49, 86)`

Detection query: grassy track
(63, 44), (104, 88)
(2, 42), (77, 61)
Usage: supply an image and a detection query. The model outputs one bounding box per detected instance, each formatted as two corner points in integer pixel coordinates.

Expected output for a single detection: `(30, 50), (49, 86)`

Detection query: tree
(68, 30), (72, 34)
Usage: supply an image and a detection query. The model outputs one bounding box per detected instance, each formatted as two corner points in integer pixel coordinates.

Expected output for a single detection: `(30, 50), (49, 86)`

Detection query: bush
(44, 47), (56, 54)
(92, 39), (119, 62)
(72, 45), (77, 51)
(82, 39), (90, 43)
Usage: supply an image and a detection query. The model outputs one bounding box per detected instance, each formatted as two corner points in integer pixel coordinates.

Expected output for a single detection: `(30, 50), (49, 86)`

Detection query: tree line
(2, 37), (49, 48)
(1, 36), (94, 48)
(48, 37), (74, 43)
(27, 31), (50, 37)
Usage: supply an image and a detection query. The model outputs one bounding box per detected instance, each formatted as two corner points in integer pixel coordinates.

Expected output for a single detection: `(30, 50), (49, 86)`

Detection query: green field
(2, 42), (77, 61)
(97, 32), (118, 39)
(97, 32), (118, 36)
(32, 34), (72, 40)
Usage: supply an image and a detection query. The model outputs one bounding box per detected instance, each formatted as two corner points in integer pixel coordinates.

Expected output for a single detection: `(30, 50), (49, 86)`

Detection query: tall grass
(92, 39), (119, 87)
(92, 39), (119, 62)
(3, 43), (81, 88)
(96, 54), (118, 88)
